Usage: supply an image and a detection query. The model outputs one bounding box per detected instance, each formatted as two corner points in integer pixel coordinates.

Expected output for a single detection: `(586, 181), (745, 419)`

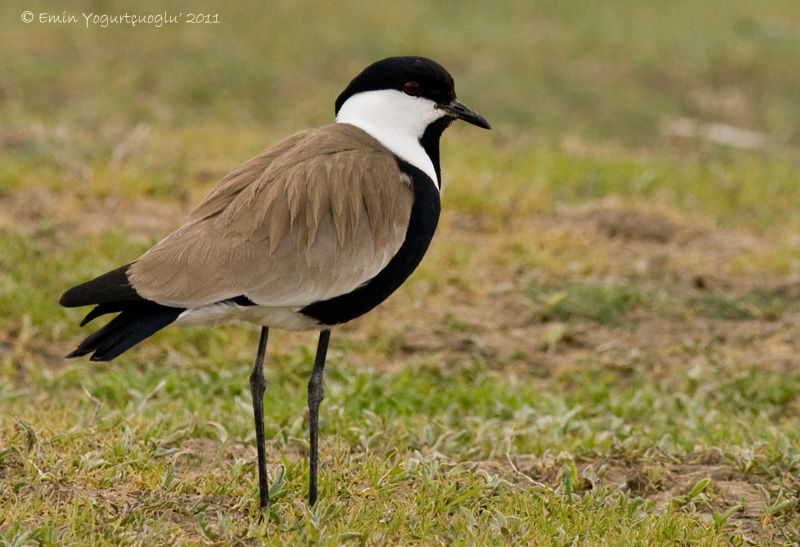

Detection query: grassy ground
(2, 0), (800, 544)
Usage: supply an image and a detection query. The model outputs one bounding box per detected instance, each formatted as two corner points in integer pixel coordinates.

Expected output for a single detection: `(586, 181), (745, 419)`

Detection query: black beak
(437, 100), (491, 130)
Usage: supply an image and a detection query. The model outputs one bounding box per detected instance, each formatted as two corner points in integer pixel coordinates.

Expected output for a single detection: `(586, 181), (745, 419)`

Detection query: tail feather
(60, 264), (139, 308)
(80, 303), (115, 326)
(61, 264), (184, 361)
(66, 304), (182, 361)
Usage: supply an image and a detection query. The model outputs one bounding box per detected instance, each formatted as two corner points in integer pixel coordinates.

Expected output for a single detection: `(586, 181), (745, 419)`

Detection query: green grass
(2, 0), (800, 544)
(524, 280), (800, 326)
(526, 282), (644, 326)
(3, 352), (798, 543)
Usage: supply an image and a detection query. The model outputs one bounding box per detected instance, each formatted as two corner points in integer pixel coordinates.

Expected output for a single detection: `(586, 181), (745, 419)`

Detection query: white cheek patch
(336, 89), (446, 188)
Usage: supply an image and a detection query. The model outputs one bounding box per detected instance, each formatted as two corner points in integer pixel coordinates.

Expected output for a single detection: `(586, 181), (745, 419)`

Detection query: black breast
(299, 158), (441, 326)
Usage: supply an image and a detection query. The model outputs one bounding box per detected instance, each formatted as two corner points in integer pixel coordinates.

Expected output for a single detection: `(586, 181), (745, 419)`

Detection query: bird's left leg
(250, 326), (270, 510)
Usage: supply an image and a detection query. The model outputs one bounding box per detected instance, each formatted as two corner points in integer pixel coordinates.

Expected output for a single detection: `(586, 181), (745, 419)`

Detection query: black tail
(60, 264), (184, 361)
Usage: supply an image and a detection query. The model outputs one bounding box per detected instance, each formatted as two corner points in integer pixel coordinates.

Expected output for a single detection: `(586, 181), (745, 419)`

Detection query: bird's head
(335, 56), (491, 142)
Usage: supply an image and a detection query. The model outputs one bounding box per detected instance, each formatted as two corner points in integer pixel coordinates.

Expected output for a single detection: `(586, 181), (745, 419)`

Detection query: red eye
(403, 81), (423, 96)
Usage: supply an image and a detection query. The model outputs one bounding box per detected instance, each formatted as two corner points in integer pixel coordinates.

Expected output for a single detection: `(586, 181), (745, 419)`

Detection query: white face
(336, 89), (448, 187)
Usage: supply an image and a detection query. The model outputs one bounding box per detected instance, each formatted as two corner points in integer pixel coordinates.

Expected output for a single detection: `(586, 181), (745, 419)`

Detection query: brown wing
(127, 124), (413, 309)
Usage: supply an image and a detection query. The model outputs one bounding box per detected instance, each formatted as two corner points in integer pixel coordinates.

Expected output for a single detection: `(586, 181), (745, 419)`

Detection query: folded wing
(128, 124), (413, 309)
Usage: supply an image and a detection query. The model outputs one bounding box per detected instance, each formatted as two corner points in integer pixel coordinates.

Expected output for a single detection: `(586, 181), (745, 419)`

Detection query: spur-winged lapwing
(60, 56), (490, 508)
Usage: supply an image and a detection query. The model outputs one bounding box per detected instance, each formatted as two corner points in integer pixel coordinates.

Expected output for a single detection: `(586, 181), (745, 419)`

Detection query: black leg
(308, 329), (331, 506)
(249, 326), (270, 510)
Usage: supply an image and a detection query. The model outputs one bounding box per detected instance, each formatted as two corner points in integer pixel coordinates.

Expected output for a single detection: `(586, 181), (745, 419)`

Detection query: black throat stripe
(300, 158), (441, 326)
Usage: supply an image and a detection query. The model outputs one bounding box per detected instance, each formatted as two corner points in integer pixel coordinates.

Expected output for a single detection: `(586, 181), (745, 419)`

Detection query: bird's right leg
(249, 326), (270, 510)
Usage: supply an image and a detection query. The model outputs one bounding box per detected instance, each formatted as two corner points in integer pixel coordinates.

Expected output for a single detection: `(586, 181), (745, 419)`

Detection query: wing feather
(128, 124), (413, 309)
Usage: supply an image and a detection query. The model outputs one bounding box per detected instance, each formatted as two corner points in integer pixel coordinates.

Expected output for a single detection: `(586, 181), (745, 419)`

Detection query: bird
(60, 56), (490, 509)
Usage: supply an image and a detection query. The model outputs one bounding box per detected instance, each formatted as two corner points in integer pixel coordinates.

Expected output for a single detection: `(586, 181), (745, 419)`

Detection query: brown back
(128, 124), (413, 308)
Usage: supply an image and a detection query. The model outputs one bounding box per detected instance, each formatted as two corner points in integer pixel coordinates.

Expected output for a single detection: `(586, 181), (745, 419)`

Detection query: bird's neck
(336, 90), (446, 189)
(418, 117), (451, 190)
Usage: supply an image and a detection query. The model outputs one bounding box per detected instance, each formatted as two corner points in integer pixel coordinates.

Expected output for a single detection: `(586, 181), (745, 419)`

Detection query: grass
(2, 0), (800, 544)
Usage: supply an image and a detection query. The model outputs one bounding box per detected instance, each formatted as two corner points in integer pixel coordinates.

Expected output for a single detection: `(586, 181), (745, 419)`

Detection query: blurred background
(1, 1), (799, 543)
(5, 1), (800, 143)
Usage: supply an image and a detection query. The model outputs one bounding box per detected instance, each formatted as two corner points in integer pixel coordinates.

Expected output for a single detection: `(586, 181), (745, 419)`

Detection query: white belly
(174, 303), (322, 331)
